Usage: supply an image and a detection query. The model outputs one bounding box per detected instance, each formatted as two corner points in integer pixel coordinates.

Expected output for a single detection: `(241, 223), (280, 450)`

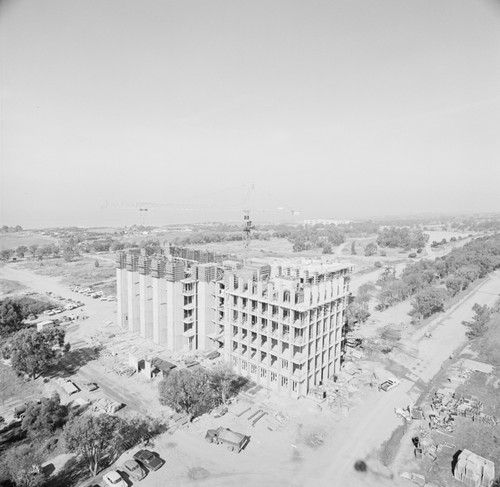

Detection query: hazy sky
(1, 0), (500, 228)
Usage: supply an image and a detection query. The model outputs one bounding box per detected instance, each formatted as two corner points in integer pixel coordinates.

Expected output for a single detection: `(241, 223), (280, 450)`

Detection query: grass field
(0, 361), (43, 410)
(185, 237), (296, 259)
(0, 278), (27, 295)
(18, 256), (116, 290)
(0, 233), (58, 251)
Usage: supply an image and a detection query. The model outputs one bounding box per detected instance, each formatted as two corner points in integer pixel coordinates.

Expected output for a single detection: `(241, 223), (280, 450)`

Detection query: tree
(16, 245), (29, 258)
(377, 279), (409, 309)
(29, 244), (39, 258)
(292, 239), (307, 252)
(7, 327), (66, 379)
(209, 364), (245, 405)
(14, 225), (23, 232)
(0, 444), (44, 487)
(64, 414), (120, 475)
(462, 303), (491, 339)
(445, 276), (467, 296)
(0, 298), (25, 336)
(21, 393), (68, 436)
(158, 368), (218, 418)
(0, 249), (13, 261)
(347, 302), (370, 324)
(115, 415), (166, 451)
(456, 265), (481, 283)
(34, 247), (46, 261)
(110, 241), (125, 252)
(410, 287), (447, 319)
(364, 243), (378, 256)
(62, 247), (77, 262)
(322, 243), (333, 254)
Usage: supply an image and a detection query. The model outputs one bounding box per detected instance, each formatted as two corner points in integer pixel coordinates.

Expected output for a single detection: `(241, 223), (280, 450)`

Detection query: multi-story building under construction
(116, 246), (353, 398)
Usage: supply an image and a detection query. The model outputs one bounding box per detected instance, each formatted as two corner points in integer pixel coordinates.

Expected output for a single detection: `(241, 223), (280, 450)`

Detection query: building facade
(116, 247), (353, 397)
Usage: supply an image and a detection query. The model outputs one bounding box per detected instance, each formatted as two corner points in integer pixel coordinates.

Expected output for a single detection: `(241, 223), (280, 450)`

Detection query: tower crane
(101, 183), (300, 242)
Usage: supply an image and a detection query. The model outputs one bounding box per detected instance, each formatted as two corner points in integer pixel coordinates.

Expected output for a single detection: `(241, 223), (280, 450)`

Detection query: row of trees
(376, 227), (428, 249)
(463, 303), (492, 340)
(282, 226), (345, 253)
(62, 413), (164, 476)
(0, 404), (164, 485)
(0, 243), (80, 262)
(173, 231), (272, 247)
(375, 235), (500, 320)
(346, 283), (375, 326)
(1, 225), (23, 233)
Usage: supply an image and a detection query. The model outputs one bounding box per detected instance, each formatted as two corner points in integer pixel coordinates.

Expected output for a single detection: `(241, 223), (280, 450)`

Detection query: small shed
(37, 320), (55, 332)
(152, 358), (177, 377)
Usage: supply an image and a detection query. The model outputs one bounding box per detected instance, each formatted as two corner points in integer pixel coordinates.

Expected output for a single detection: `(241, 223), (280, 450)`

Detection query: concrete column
(165, 281), (182, 351)
(127, 270), (140, 333)
(198, 280), (215, 350)
(139, 273), (153, 339)
(152, 277), (167, 345)
(116, 268), (128, 328)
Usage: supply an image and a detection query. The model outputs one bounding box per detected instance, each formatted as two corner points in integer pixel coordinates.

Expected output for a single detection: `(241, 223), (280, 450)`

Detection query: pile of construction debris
(430, 390), (498, 433)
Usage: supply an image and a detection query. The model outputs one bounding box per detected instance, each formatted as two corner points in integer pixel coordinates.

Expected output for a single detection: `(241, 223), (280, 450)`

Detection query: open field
(16, 256), (116, 293)
(0, 361), (43, 411)
(0, 232), (59, 250)
(186, 237), (295, 259)
(0, 278), (27, 295)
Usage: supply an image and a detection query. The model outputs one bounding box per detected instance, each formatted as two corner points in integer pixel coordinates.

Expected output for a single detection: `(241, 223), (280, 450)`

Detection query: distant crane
(101, 183), (300, 242)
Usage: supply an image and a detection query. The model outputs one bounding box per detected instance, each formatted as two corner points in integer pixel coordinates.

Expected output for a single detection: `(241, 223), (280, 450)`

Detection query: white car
(103, 471), (127, 487)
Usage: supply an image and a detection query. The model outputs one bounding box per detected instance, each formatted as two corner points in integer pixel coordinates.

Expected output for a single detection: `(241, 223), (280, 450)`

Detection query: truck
(379, 378), (400, 392)
(205, 427), (250, 453)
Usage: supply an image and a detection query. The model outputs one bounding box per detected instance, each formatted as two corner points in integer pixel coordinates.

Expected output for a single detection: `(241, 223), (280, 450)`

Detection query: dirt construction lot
(1, 263), (500, 487)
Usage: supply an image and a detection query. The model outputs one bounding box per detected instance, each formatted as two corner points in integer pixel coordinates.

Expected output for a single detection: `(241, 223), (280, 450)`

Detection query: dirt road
(0, 263), (164, 417)
(295, 270), (500, 487)
(2, 263), (500, 487)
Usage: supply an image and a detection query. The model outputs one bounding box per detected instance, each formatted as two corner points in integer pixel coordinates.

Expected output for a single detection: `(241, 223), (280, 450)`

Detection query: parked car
(103, 470), (127, 487)
(379, 378), (400, 392)
(123, 459), (146, 480)
(133, 450), (165, 471)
